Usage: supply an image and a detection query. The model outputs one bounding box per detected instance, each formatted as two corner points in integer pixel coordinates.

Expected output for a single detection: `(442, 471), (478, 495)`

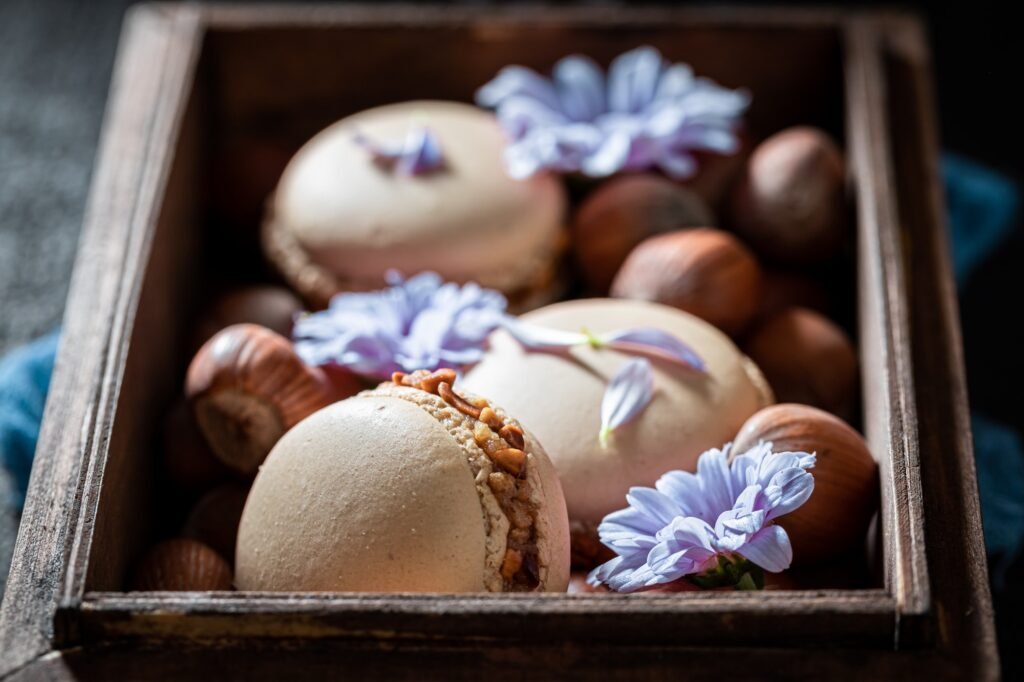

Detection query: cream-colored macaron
(235, 377), (570, 593)
(462, 299), (774, 526)
(263, 100), (567, 310)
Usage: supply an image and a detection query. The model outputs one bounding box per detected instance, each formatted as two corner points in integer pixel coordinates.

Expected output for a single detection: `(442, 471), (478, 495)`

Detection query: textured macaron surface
(271, 100), (566, 294)
(235, 396), (489, 592)
(463, 299), (773, 525)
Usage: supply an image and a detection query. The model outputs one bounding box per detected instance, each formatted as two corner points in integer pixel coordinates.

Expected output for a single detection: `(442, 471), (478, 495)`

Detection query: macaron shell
(271, 100), (566, 294)
(463, 299), (772, 525)
(235, 396), (488, 592)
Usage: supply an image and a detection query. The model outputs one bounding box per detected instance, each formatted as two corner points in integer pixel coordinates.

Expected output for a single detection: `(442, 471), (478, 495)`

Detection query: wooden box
(0, 4), (998, 679)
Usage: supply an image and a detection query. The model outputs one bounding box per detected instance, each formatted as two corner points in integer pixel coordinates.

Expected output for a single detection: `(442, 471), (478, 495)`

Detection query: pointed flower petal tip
(292, 271), (507, 379)
(352, 126), (445, 175)
(589, 441), (815, 592)
(498, 319), (704, 370)
(599, 358), (654, 446)
(476, 45), (749, 179)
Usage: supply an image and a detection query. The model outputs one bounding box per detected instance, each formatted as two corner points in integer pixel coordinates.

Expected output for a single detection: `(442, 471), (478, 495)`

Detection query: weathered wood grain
(0, 4), (202, 677)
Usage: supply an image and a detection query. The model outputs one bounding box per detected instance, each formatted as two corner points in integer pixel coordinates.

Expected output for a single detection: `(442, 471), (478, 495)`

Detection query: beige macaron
(235, 375), (570, 593)
(263, 100), (568, 310)
(462, 299), (774, 526)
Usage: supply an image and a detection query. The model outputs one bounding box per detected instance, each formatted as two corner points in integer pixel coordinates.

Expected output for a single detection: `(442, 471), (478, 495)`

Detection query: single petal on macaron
(599, 327), (705, 371)
(599, 358), (654, 446)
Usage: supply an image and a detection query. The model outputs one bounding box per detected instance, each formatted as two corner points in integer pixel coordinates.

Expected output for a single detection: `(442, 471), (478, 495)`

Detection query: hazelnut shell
(181, 482), (250, 563)
(572, 174), (714, 294)
(191, 285), (302, 352)
(730, 126), (847, 264)
(756, 270), (830, 324)
(186, 323), (335, 475)
(161, 398), (229, 490)
(132, 538), (234, 591)
(743, 307), (857, 418)
(732, 404), (878, 566)
(610, 228), (762, 337)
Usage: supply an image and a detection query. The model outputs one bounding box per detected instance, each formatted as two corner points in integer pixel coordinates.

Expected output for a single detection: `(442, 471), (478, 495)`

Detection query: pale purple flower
(352, 126), (444, 175)
(476, 46), (749, 179)
(588, 442), (816, 592)
(293, 271), (506, 379)
(500, 317), (704, 372)
(600, 358), (654, 447)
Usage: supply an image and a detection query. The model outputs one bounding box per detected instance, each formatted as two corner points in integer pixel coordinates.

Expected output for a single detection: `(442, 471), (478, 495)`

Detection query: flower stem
(690, 555), (765, 590)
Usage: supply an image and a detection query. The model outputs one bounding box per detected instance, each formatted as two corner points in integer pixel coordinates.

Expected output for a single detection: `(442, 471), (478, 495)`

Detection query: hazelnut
(610, 228), (762, 337)
(679, 129), (752, 210)
(181, 482), (250, 563)
(186, 324), (334, 475)
(131, 538), (233, 591)
(191, 285), (302, 352)
(161, 398), (229, 490)
(319, 363), (365, 401)
(569, 520), (615, 570)
(743, 307), (857, 418)
(732, 404), (878, 566)
(572, 174), (714, 294)
(730, 126), (847, 264)
(756, 270), (829, 323)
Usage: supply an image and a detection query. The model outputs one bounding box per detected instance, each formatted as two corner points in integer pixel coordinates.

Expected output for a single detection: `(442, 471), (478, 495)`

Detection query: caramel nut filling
(390, 371), (542, 591)
(491, 448), (527, 476)
(498, 424), (526, 450)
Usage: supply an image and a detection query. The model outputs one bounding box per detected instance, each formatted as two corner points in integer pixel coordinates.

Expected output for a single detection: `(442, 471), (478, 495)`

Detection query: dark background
(1, 0), (1020, 674)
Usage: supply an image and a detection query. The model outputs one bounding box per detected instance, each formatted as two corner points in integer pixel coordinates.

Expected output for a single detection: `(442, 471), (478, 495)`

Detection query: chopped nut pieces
(501, 549), (524, 581)
(391, 370), (540, 590)
(479, 407), (503, 430)
(499, 424), (526, 450)
(492, 448), (527, 476)
(437, 382), (483, 419)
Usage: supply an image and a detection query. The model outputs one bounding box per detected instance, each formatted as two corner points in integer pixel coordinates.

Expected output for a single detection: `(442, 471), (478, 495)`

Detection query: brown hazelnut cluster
(570, 126), (857, 418)
(138, 287), (368, 592)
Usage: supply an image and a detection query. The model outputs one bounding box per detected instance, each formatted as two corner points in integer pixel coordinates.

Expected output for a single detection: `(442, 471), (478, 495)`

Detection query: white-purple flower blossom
(293, 271), (506, 379)
(352, 126), (444, 175)
(600, 358), (654, 447)
(588, 442), (816, 592)
(476, 46), (749, 179)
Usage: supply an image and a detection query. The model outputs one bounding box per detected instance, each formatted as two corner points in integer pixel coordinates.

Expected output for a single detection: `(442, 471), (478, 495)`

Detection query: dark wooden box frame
(0, 4), (998, 679)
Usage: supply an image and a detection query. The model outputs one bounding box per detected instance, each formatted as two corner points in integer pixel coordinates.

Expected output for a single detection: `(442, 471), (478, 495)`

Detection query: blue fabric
(943, 153), (1020, 287)
(0, 157), (1021, 573)
(0, 329), (59, 508)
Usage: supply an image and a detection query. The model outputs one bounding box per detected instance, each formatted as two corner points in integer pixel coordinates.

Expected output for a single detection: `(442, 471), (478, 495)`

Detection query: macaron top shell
(270, 100), (566, 294)
(235, 384), (570, 593)
(235, 396), (489, 592)
(462, 299), (773, 526)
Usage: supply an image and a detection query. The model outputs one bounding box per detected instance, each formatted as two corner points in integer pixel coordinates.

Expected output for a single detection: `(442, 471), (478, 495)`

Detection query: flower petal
(599, 327), (705, 371)
(293, 271), (505, 378)
(623, 486), (682, 528)
(736, 525), (793, 573)
(696, 446), (736, 516)
(475, 65), (561, 111)
(655, 470), (711, 521)
(607, 46), (664, 114)
(553, 54), (606, 122)
(580, 129), (633, 177)
(353, 127), (444, 176)
(499, 316), (588, 351)
(599, 358), (654, 445)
